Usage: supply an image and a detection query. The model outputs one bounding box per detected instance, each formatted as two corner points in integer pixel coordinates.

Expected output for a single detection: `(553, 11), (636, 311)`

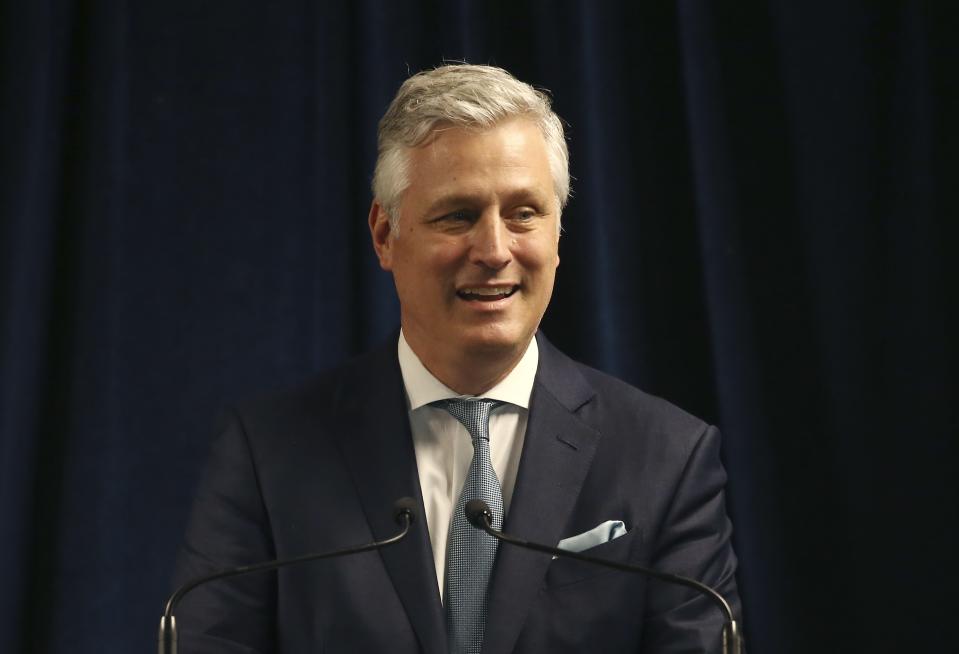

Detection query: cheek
(515, 238), (560, 273)
(422, 241), (469, 274)
(394, 246), (461, 294)
(394, 240), (441, 271)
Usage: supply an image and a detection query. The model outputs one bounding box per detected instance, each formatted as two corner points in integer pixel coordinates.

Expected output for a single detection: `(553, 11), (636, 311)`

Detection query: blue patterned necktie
(437, 398), (504, 654)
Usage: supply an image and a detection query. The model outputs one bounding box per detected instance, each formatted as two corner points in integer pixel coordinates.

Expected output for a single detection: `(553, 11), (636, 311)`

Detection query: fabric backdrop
(2, 1), (956, 652)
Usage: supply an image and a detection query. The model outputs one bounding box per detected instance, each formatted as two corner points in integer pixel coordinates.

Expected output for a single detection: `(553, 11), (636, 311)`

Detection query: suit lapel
(482, 334), (602, 654)
(334, 340), (447, 654)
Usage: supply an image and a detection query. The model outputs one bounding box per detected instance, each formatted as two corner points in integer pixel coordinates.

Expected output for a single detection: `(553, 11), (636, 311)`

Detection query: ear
(368, 200), (395, 271)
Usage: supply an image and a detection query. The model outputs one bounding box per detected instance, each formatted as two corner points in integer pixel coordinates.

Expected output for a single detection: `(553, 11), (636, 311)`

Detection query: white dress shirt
(397, 330), (538, 599)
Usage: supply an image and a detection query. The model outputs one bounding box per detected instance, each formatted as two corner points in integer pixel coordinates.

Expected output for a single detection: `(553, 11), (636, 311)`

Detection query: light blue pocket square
(556, 520), (628, 554)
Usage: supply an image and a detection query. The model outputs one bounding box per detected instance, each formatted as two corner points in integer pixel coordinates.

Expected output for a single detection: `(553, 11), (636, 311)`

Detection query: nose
(469, 212), (512, 270)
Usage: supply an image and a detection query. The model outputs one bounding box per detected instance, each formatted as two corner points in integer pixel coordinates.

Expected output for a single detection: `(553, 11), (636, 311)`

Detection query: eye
(508, 207), (543, 226)
(433, 209), (477, 224)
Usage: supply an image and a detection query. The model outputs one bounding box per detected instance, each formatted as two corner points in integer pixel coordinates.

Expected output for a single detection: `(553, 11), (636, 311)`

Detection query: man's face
(370, 117), (561, 373)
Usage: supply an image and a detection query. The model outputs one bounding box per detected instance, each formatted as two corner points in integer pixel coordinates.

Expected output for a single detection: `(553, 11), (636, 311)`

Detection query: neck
(404, 334), (531, 396)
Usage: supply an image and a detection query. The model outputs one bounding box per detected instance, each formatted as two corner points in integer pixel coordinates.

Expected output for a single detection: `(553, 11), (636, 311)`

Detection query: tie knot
(435, 398), (502, 441)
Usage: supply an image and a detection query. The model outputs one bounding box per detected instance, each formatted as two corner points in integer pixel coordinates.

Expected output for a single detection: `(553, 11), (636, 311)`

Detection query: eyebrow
(422, 189), (551, 218)
(420, 193), (484, 217)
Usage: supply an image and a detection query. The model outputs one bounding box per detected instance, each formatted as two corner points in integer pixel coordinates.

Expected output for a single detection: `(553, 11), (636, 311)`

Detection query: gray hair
(372, 64), (570, 233)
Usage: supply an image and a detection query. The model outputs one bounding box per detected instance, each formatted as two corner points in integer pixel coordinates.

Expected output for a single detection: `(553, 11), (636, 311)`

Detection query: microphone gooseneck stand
(464, 499), (743, 654)
(158, 497), (417, 654)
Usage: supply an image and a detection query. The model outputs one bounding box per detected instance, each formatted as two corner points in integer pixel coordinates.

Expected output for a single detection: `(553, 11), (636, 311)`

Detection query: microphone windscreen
(465, 500), (492, 528)
(393, 497), (417, 525)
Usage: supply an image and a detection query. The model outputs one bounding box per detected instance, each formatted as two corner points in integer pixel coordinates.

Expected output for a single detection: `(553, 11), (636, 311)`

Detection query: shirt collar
(397, 330), (538, 411)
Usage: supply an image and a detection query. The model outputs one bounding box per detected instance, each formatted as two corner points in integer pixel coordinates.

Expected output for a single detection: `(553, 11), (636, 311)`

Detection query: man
(174, 64), (742, 653)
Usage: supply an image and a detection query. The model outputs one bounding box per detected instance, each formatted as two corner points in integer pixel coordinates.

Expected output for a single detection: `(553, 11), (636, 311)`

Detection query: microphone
(158, 497), (418, 654)
(465, 500), (742, 654)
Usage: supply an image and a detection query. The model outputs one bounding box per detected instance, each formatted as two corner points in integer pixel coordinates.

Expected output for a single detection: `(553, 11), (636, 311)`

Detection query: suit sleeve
(641, 424), (743, 654)
(171, 408), (277, 654)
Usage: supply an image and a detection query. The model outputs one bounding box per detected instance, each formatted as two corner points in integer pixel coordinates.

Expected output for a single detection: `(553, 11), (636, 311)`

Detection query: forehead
(406, 119), (552, 189)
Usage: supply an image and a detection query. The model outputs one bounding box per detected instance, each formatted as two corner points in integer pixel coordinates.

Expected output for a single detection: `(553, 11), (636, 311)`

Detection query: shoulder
(223, 337), (400, 448)
(577, 363), (707, 436)
(534, 333), (714, 466)
(536, 333), (708, 435)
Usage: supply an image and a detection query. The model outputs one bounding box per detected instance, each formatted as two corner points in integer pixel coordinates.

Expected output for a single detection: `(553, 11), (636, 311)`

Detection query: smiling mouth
(457, 286), (519, 302)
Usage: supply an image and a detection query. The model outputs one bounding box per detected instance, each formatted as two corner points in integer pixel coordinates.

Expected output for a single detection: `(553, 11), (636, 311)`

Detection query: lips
(456, 285), (519, 301)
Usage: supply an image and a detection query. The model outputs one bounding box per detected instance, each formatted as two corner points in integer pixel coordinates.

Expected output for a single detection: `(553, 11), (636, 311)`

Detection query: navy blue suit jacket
(173, 333), (742, 653)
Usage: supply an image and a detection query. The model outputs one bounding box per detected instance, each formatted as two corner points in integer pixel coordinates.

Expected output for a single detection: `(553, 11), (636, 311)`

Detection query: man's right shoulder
(223, 336), (400, 434)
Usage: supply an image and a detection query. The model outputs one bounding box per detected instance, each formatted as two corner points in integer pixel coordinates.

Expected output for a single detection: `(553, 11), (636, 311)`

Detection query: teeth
(461, 286), (513, 296)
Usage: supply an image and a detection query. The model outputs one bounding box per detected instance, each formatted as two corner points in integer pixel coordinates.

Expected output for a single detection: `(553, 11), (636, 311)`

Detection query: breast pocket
(543, 527), (643, 590)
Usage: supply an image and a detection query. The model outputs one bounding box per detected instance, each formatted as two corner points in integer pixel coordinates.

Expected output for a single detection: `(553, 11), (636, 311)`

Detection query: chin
(457, 325), (533, 357)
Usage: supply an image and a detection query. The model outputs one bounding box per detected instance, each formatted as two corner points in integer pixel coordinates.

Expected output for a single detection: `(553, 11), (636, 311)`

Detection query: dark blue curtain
(2, 1), (956, 652)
